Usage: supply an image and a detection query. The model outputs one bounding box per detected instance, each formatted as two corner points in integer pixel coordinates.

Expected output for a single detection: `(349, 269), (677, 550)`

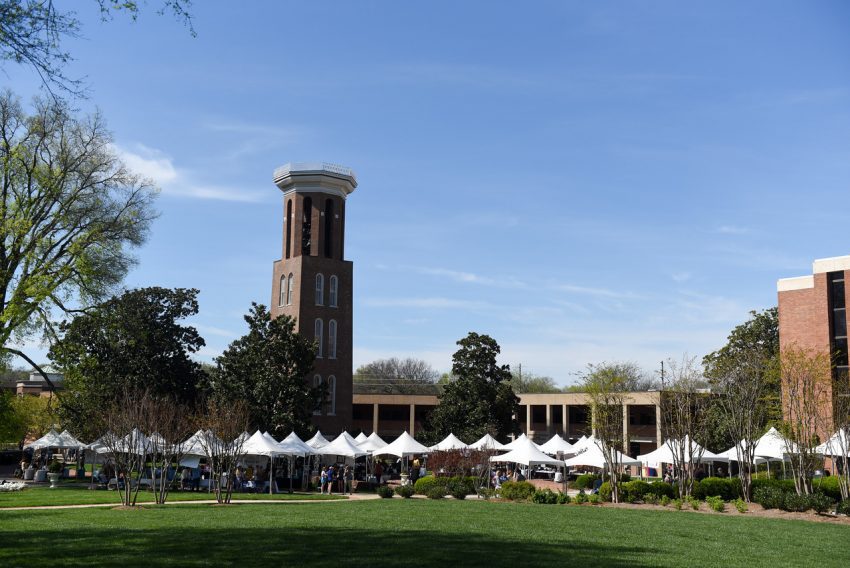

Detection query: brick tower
(271, 162), (356, 435)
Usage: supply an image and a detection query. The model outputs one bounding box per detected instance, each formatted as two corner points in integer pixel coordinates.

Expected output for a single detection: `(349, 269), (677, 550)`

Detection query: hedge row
(413, 475), (478, 497)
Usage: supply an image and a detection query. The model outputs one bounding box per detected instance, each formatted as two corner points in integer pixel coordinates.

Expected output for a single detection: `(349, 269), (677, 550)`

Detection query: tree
(660, 356), (713, 499)
(0, 91), (156, 386)
(194, 397), (250, 504)
(579, 362), (632, 503)
(509, 370), (561, 394)
(49, 287), (206, 439)
(0, 392), (53, 443)
(353, 357), (439, 394)
(424, 332), (519, 445)
(212, 303), (318, 439)
(0, 0), (194, 96)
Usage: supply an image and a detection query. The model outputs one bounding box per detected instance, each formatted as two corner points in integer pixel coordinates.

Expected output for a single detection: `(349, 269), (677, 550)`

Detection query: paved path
(0, 492), (381, 511)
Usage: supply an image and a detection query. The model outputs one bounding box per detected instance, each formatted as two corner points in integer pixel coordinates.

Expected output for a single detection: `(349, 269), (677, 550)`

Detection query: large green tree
(49, 287), (206, 438)
(424, 332), (519, 444)
(0, 91), (156, 383)
(212, 303), (319, 439)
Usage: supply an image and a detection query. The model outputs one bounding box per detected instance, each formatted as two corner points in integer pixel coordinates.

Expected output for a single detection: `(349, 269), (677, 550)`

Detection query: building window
(313, 375), (322, 415)
(285, 199), (292, 259)
(287, 273), (294, 305)
(314, 318), (323, 358)
(328, 375), (336, 415)
(830, 271), (848, 372)
(302, 196), (313, 255)
(278, 275), (286, 306)
(324, 199), (334, 259)
(315, 273), (324, 306)
(328, 320), (337, 359)
(329, 275), (338, 307)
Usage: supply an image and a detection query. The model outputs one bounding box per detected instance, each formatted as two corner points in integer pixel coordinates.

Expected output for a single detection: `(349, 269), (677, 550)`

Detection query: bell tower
(271, 162), (356, 434)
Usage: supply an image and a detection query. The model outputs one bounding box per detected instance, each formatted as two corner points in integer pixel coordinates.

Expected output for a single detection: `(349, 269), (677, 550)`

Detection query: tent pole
(269, 456), (274, 495)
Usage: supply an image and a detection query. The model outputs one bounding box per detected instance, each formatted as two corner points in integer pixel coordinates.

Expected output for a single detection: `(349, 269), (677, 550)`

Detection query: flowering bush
(0, 481), (26, 492)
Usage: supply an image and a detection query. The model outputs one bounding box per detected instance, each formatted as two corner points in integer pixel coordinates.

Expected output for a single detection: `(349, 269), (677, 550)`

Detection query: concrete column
(562, 404), (568, 436)
(545, 404), (552, 435)
(409, 404), (416, 436)
(525, 404), (532, 437)
(655, 403), (662, 447)
(372, 403), (379, 434)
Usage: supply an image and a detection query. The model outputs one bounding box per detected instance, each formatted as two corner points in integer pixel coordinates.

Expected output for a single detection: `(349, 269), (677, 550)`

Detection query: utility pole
(660, 360), (665, 389)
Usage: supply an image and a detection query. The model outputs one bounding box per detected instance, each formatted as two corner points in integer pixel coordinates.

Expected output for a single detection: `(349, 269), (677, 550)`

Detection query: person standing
(326, 465), (335, 495)
(343, 465), (353, 495)
(320, 466), (328, 494)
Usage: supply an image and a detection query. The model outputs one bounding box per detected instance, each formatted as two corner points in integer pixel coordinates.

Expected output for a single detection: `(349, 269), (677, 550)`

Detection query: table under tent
(370, 431), (431, 485)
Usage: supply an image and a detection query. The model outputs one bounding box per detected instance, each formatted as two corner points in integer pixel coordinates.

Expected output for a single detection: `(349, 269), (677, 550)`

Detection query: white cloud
(410, 265), (526, 288)
(194, 324), (238, 338)
(672, 271), (692, 283)
(553, 283), (638, 299)
(114, 144), (269, 203)
(715, 225), (750, 235)
(362, 297), (492, 310)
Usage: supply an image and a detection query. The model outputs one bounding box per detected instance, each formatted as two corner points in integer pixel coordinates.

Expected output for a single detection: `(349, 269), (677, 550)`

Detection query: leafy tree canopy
(424, 332), (519, 445)
(49, 287), (206, 438)
(0, 90), (156, 381)
(212, 303), (318, 439)
(509, 371), (561, 394)
(354, 357), (439, 394)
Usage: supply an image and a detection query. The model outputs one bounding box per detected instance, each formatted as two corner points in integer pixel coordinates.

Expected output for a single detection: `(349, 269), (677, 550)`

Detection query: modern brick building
(777, 254), (849, 439)
(270, 162), (356, 435)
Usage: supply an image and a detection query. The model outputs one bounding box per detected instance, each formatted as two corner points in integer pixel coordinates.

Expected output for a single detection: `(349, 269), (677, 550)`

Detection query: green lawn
(0, 486), (342, 508)
(1, 499), (848, 567)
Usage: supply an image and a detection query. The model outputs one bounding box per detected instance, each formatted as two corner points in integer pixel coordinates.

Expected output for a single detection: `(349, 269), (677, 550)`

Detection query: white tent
(117, 428), (152, 455)
(572, 435), (590, 451)
(306, 431), (330, 449)
(565, 437), (641, 469)
(86, 434), (112, 455)
(279, 432), (316, 456)
(468, 433), (506, 451)
(243, 430), (284, 457)
(502, 433), (540, 451)
(429, 433), (469, 451)
(489, 437), (563, 467)
(637, 437), (728, 465)
(538, 433), (575, 456)
(358, 432), (388, 453)
(25, 429), (66, 450)
(354, 432), (369, 444)
(816, 429), (850, 457)
(371, 431), (430, 457)
(57, 430), (86, 449)
(179, 430), (210, 457)
(718, 427), (794, 463)
(317, 431), (368, 458)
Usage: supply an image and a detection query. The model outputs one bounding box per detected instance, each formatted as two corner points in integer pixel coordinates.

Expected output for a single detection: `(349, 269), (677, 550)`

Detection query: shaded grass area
(0, 486), (342, 508)
(2, 500), (849, 567)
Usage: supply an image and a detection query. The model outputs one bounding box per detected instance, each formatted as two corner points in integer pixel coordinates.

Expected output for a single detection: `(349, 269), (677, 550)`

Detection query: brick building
(777, 254), (849, 439)
(270, 162), (356, 435)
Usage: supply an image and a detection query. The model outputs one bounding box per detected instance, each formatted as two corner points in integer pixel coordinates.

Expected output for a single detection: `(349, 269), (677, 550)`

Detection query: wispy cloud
(715, 225), (750, 235)
(363, 297), (492, 310)
(553, 283), (638, 299)
(115, 144), (269, 203)
(672, 272), (692, 283)
(194, 324), (238, 339)
(410, 266), (526, 288)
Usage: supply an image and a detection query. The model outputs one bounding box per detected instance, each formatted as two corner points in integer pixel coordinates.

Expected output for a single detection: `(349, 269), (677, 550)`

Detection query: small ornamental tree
(195, 398), (250, 505)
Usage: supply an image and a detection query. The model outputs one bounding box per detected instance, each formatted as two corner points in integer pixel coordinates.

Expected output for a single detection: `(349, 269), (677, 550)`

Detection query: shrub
(47, 461), (63, 474)
(811, 475), (842, 502)
(557, 492), (571, 504)
(705, 496), (725, 512)
(753, 486), (785, 510)
(574, 491), (588, 504)
(532, 489), (558, 505)
(598, 482), (611, 502)
(499, 481), (535, 501)
(425, 486), (447, 500)
(376, 485), (395, 499)
(447, 479), (470, 500)
(395, 485), (415, 499)
(734, 498), (748, 513)
(836, 500), (850, 516)
(782, 492), (810, 513)
(642, 493), (659, 505)
(574, 474), (599, 490)
(673, 498), (682, 510)
(620, 480), (651, 502)
(693, 477), (740, 501)
(807, 492), (834, 514)
(750, 478), (796, 496)
(687, 496), (700, 510)
(478, 488), (495, 500)
(660, 495), (671, 507)
(646, 482), (676, 499)
(588, 494), (601, 505)
(414, 476), (439, 495)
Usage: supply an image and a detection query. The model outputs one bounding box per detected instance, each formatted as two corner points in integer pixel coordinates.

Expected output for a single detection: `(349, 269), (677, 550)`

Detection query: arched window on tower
(287, 273), (294, 305)
(313, 374), (322, 415)
(314, 318), (323, 358)
(324, 199), (334, 258)
(285, 199), (292, 259)
(327, 375), (336, 416)
(315, 273), (324, 306)
(279, 274), (286, 306)
(328, 320), (337, 359)
(302, 196), (313, 255)
(329, 275), (338, 307)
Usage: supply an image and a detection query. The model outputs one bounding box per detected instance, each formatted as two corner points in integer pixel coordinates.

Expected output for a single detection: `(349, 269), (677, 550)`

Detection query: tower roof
(273, 162), (357, 196)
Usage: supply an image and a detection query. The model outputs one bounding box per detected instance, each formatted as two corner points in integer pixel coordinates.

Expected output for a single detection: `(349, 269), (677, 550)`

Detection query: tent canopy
(26, 429), (68, 450)
(468, 433), (506, 451)
(429, 433), (469, 451)
(279, 432), (316, 456)
(317, 431), (368, 458)
(371, 431), (430, 457)
(58, 430), (86, 449)
(354, 432), (369, 444)
(816, 429), (849, 457)
(306, 431), (330, 449)
(502, 433), (541, 451)
(489, 437), (562, 467)
(564, 437), (640, 469)
(358, 432), (389, 453)
(637, 436), (728, 465)
(243, 430), (284, 457)
(719, 427), (794, 463)
(538, 433), (575, 456)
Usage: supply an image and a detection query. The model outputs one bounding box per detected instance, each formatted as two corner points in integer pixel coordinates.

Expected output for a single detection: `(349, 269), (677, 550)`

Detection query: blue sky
(8, 1), (850, 384)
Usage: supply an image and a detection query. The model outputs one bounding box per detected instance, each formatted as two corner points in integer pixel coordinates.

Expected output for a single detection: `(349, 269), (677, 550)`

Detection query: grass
(1, 499), (849, 567)
(0, 486), (343, 508)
